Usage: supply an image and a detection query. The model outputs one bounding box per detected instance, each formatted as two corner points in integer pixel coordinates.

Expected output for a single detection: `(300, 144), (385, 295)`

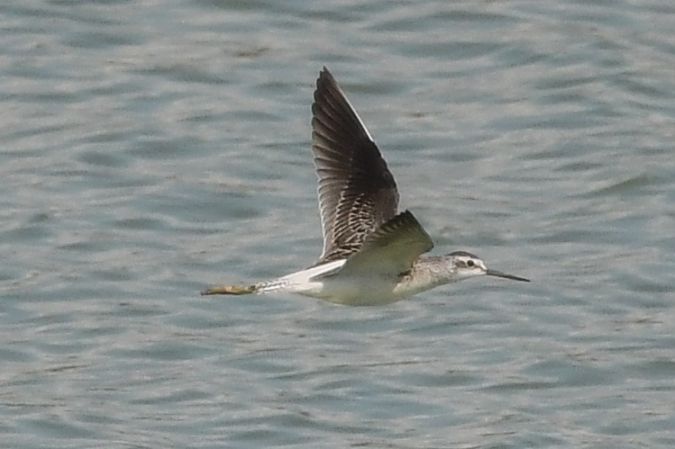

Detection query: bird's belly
(302, 275), (404, 306)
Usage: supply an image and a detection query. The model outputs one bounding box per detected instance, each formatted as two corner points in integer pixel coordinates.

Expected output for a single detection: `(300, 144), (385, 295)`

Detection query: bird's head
(447, 251), (530, 282)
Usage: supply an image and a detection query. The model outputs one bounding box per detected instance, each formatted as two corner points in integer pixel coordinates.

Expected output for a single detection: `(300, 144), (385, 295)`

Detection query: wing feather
(312, 67), (399, 263)
(337, 210), (434, 276)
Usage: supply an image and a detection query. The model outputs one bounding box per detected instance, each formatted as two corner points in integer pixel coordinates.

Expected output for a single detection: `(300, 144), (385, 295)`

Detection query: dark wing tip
(316, 67), (336, 93)
(320, 66), (332, 78)
(383, 210), (416, 232)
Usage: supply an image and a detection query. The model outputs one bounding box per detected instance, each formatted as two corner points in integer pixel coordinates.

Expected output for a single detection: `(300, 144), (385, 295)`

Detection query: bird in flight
(202, 67), (529, 305)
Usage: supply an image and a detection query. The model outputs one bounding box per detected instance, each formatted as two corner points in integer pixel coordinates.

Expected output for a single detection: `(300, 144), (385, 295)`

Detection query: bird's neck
(392, 256), (457, 298)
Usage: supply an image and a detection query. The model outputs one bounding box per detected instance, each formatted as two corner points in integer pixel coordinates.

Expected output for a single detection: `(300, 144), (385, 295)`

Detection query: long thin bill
(486, 269), (530, 282)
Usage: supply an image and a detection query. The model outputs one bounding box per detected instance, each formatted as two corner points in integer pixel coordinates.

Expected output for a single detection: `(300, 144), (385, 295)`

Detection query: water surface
(2, 1), (675, 448)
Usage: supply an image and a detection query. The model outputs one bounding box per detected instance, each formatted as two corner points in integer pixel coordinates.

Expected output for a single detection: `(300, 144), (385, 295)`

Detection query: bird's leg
(201, 284), (256, 295)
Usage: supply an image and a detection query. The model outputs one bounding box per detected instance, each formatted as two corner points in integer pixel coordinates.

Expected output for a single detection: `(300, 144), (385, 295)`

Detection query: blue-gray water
(2, 1), (675, 448)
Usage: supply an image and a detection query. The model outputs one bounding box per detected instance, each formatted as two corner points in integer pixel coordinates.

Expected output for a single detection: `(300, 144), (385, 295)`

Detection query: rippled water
(2, 0), (675, 448)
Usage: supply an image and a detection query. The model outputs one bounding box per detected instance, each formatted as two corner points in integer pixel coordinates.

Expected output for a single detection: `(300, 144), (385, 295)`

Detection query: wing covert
(337, 210), (434, 276)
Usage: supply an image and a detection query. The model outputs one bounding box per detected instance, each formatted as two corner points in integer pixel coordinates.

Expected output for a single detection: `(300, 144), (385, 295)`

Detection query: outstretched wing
(337, 210), (434, 277)
(312, 67), (399, 264)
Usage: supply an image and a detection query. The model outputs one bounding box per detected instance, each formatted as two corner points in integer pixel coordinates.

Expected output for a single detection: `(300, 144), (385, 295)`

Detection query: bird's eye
(467, 260), (475, 267)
